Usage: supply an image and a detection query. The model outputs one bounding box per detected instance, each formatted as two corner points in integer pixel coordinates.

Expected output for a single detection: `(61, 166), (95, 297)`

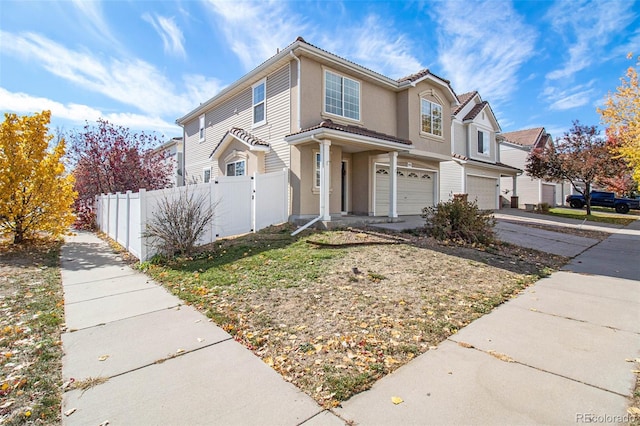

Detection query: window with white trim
(324, 70), (360, 120)
(203, 167), (211, 183)
(252, 79), (266, 127)
(199, 114), (205, 142)
(314, 152), (321, 188)
(226, 160), (245, 176)
(420, 99), (442, 136)
(477, 130), (489, 155)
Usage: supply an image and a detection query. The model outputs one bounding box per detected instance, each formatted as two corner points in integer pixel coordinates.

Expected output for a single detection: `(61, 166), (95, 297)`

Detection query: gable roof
(501, 128), (550, 149)
(177, 37), (458, 125)
(210, 127), (270, 159)
(454, 91), (477, 114)
(286, 119), (412, 148)
(463, 101), (488, 121)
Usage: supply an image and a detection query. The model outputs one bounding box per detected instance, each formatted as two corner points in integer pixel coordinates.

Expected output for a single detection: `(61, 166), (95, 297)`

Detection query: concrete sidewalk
(60, 232), (340, 425)
(60, 219), (640, 425)
(337, 219), (640, 424)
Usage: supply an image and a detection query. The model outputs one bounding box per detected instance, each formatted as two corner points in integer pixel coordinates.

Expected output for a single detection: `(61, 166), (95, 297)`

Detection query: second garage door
(375, 166), (435, 215)
(466, 175), (498, 210)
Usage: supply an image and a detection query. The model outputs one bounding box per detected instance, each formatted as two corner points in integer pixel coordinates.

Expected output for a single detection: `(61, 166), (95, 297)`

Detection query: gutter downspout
(289, 51), (301, 131)
(291, 134), (325, 236)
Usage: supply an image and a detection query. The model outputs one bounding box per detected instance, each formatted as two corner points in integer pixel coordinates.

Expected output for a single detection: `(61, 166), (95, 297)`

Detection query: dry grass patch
(0, 239), (64, 424)
(143, 225), (566, 408)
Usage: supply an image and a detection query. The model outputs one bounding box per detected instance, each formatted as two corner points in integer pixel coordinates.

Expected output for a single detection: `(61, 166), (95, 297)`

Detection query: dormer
(452, 92), (501, 163)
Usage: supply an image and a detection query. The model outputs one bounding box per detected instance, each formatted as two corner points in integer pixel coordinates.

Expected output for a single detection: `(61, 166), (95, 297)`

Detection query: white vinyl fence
(95, 169), (289, 261)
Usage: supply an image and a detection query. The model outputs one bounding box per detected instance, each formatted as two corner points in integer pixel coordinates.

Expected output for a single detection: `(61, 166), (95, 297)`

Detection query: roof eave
(285, 127), (413, 151)
(210, 133), (270, 159)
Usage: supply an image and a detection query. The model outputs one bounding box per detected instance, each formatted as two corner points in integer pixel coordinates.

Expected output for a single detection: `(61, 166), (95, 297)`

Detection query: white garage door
(375, 166), (435, 215)
(541, 183), (555, 206)
(466, 175), (498, 210)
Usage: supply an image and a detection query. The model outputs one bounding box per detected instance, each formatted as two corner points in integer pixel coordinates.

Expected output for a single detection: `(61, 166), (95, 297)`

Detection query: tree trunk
(585, 182), (592, 216)
(13, 219), (24, 244)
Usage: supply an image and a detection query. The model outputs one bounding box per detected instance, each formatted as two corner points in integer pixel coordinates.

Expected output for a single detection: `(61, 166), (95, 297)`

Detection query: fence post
(115, 192), (121, 243)
(139, 189), (147, 262)
(125, 190), (132, 251)
(252, 172), (257, 233)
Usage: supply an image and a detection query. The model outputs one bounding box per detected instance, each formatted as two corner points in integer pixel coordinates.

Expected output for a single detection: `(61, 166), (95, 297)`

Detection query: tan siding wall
(401, 82), (452, 157)
(183, 65), (291, 181)
(453, 121), (466, 155)
(439, 161), (463, 202)
(264, 65), (291, 173)
(351, 152), (370, 215)
(298, 57), (396, 136)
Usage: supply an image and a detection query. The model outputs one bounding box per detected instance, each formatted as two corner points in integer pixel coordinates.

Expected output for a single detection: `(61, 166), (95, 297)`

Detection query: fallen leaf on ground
(627, 406), (640, 415)
(458, 342), (474, 348)
(391, 396), (404, 405)
(97, 355), (109, 361)
(64, 408), (77, 416)
(488, 350), (514, 363)
(176, 348), (185, 354)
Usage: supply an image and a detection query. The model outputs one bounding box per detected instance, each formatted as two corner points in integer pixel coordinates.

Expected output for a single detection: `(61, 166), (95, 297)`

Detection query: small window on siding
(203, 167), (211, 183)
(226, 160), (246, 176)
(252, 79), (266, 127)
(478, 131), (489, 155)
(199, 115), (205, 142)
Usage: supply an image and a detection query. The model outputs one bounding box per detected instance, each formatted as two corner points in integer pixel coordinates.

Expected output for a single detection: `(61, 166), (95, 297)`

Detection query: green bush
(421, 198), (496, 244)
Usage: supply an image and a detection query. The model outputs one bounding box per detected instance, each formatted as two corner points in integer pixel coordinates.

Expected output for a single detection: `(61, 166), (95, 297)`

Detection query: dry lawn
(144, 225), (571, 408)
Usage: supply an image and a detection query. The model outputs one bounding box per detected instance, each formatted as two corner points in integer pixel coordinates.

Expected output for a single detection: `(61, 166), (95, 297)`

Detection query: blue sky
(1, 0), (638, 142)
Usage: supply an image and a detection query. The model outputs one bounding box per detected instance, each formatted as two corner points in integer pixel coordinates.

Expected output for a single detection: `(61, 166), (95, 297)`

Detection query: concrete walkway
(60, 216), (640, 425)
(60, 232), (339, 425)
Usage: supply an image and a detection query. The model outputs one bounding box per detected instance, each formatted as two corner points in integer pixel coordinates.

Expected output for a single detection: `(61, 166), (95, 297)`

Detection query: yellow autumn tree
(0, 111), (77, 243)
(599, 53), (640, 183)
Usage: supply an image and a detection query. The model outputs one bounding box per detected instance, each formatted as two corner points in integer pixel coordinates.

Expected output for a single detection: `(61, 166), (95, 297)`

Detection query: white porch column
(388, 151), (398, 218)
(512, 175), (518, 197)
(320, 139), (331, 221)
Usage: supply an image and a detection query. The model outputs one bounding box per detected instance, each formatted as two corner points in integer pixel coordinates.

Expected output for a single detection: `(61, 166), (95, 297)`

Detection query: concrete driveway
(371, 209), (629, 258)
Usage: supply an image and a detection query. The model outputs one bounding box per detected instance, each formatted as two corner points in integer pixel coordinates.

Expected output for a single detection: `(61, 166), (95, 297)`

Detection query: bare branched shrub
(144, 187), (215, 258)
(422, 198), (496, 245)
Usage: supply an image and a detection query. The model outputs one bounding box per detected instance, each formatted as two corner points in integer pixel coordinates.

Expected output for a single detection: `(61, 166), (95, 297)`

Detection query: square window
(203, 167), (211, 183)
(478, 131), (489, 155)
(226, 160), (245, 176)
(324, 70), (360, 121)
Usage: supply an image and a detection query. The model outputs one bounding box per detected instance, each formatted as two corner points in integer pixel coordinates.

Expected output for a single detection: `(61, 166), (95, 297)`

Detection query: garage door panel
(375, 167), (435, 216)
(541, 184), (555, 206)
(467, 175), (497, 210)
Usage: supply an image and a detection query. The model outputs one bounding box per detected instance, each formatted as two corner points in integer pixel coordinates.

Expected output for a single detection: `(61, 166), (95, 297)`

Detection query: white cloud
(202, 0), (308, 70)
(70, 0), (121, 49)
(320, 15), (424, 79)
(432, 1), (537, 103)
(0, 87), (180, 134)
(142, 13), (186, 58)
(545, 0), (635, 80)
(542, 80), (596, 111)
(0, 30), (222, 117)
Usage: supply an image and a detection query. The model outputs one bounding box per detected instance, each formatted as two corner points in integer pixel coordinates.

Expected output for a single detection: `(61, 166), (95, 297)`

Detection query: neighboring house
(440, 91), (520, 210)
(499, 128), (571, 207)
(176, 37), (460, 223)
(154, 137), (184, 187)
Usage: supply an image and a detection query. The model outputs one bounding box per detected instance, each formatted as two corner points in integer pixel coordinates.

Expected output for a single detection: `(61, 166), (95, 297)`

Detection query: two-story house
(176, 37), (459, 224)
(499, 128), (571, 207)
(154, 136), (184, 187)
(439, 91), (520, 209)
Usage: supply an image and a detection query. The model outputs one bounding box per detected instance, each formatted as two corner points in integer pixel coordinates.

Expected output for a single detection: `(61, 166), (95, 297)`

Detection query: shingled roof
(454, 91), (477, 114)
(463, 101), (488, 121)
(501, 128), (549, 149)
(288, 119), (412, 146)
(210, 127), (270, 158)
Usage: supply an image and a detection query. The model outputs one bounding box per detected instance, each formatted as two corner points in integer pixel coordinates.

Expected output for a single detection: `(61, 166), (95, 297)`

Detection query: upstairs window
(325, 70), (360, 121)
(421, 99), (442, 136)
(203, 167), (211, 183)
(199, 114), (205, 142)
(252, 79), (266, 127)
(478, 130), (489, 155)
(226, 160), (246, 176)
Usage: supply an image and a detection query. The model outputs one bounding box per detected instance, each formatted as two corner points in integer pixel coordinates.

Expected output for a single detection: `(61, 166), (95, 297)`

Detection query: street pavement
(60, 212), (640, 425)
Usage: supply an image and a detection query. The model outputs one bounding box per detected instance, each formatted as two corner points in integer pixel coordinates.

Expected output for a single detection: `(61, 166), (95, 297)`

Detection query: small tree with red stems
(68, 119), (173, 229)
